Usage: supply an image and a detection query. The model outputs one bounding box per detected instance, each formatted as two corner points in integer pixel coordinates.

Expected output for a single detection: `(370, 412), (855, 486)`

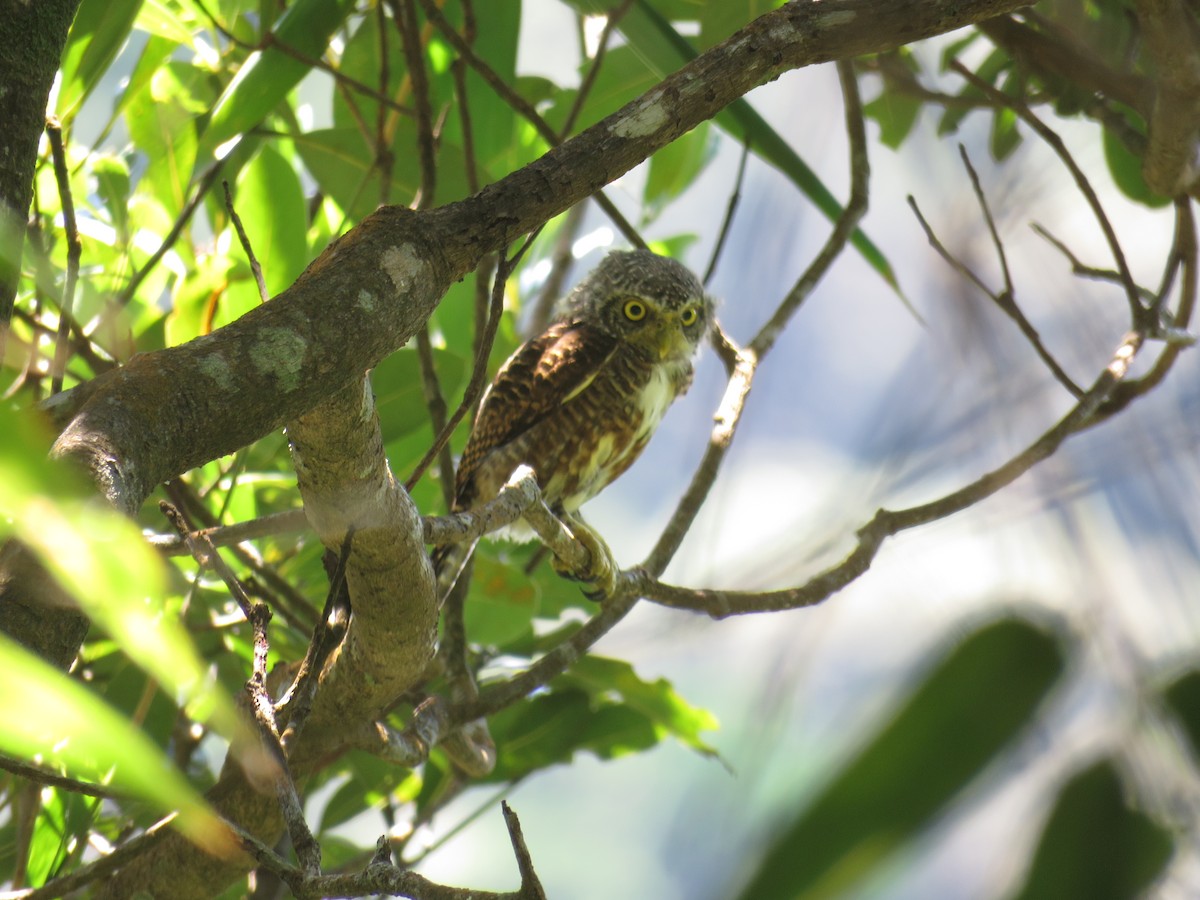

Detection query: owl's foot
(552, 515), (619, 601)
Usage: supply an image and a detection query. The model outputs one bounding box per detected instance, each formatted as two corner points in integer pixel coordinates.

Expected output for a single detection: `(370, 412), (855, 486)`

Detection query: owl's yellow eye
(622, 299), (647, 321)
(680, 306), (699, 327)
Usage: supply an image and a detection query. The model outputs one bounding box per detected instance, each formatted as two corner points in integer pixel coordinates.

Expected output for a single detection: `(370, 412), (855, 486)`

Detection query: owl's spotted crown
(563, 249), (709, 315)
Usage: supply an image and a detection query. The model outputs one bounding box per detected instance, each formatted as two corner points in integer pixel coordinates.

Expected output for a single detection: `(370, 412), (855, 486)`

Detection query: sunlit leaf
(0, 406), (242, 742)
(57, 0), (142, 120)
(200, 0), (358, 159)
(0, 633), (232, 855)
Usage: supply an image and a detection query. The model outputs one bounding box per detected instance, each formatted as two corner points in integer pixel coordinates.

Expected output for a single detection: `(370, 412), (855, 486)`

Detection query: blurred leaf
(487, 690), (595, 780)
(373, 346), (468, 443)
(1162, 669), (1200, 758)
(0, 633), (231, 855)
(56, 0), (142, 120)
(0, 405), (243, 744)
(1012, 760), (1173, 900)
(698, 1), (785, 50)
(467, 550), (540, 647)
(990, 105), (1022, 160)
(864, 91), (922, 150)
(125, 62), (205, 215)
(644, 122), (715, 219)
(561, 655), (719, 756)
(1103, 123), (1170, 208)
(200, 0), (358, 159)
(734, 617), (1065, 900)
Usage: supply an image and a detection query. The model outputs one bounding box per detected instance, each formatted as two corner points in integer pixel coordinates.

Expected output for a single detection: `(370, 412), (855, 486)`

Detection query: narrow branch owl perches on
(435, 248), (713, 597)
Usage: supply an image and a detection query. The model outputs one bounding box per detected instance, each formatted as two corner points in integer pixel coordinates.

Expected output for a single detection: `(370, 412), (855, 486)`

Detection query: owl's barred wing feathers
(453, 320), (618, 510)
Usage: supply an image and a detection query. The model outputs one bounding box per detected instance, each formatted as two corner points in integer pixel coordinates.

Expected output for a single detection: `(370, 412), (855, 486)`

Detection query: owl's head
(565, 249), (712, 364)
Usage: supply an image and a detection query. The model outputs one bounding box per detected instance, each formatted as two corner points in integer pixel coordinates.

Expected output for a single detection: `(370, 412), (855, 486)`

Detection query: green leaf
(466, 549), (540, 647)
(1162, 669), (1200, 758)
(0, 405), (243, 744)
(734, 617), (1065, 900)
(230, 143), (309, 296)
(56, 0), (142, 120)
(990, 104), (1022, 160)
(1012, 760), (1173, 900)
(644, 122), (715, 219)
(125, 62), (204, 215)
(561, 655), (719, 756)
(372, 346), (468, 443)
(1103, 123), (1170, 209)
(0, 633), (231, 855)
(864, 92), (922, 150)
(200, 0), (358, 160)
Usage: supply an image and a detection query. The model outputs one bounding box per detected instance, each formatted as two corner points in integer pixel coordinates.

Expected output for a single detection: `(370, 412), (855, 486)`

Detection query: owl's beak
(657, 327), (689, 361)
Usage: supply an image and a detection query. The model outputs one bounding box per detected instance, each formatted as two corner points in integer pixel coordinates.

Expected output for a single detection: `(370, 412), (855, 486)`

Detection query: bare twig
(559, 0), (633, 139)
(0, 755), (123, 800)
(502, 802), (547, 900)
(223, 181), (269, 304)
(45, 119), (81, 395)
(392, 0), (438, 209)
(277, 530), (355, 750)
(406, 235), (541, 490)
(193, 0), (413, 120)
(160, 501), (321, 876)
(703, 137), (751, 287)
(528, 203), (586, 336)
(115, 161), (224, 308)
(908, 150), (1085, 398)
(950, 59), (1147, 327)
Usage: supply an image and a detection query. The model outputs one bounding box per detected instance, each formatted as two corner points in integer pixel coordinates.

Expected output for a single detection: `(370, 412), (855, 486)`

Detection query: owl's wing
(454, 320), (618, 506)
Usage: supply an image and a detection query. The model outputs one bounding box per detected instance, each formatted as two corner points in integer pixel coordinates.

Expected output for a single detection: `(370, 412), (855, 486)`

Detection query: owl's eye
(680, 306), (699, 327)
(622, 299), (647, 321)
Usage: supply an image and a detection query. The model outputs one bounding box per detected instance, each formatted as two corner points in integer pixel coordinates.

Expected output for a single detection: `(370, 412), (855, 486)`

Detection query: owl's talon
(552, 516), (618, 602)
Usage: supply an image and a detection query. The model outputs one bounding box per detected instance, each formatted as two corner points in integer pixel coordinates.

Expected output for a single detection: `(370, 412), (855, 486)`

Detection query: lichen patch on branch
(380, 244), (430, 295)
(610, 94), (668, 138)
(251, 327), (308, 393)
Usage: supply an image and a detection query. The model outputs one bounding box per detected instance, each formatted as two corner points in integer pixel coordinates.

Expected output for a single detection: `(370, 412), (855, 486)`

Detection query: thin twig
(392, 0), (438, 209)
(559, 0), (633, 139)
(703, 137), (751, 287)
(405, 233), (541, 490)
(950, 59), (1147, 328)
(502, 802), (547, 900)
(907, 153), (1085, 398)
(0, 755), (124, 800)
(223, 181), (269, 304)
(193, 0), (413, 120)
(115, 161), (224, 308)
(528, 203), (586, 336)
(45, 119), (81, 395)
(415, 325), (457, 510)
(160, 501), (322, 876)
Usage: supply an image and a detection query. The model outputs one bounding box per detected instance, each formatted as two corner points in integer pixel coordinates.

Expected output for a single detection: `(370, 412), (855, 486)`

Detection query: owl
(451, 248), (712, 529)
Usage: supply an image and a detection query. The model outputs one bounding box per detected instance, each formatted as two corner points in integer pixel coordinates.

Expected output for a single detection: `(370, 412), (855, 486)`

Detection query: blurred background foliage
(2, 0), (1198, 897)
